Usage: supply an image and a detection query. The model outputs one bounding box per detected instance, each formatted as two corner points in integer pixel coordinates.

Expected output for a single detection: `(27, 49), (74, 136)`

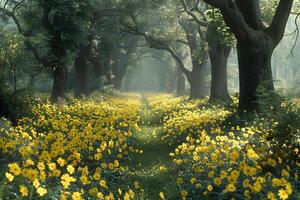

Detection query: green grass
(125, 97), (181, 200)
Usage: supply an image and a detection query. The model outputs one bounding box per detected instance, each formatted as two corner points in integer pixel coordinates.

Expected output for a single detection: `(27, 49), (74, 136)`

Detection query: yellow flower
(33, 179), (40, 189)
(181, 190), (188, 197)
(61, 173), (76, 189)
(246, 147), (259, 160)
(8, 163), (21, 175)
(72, 192), (83, 200)
(177, 177), (183, 184)
(267, 192), (276, 200)
(19, 185), (29, 197)
(67, 165), (75, 174)
(97, 192), (104, 199)
(207, 185), (213, 191)
(278, 189), (289, 200)
(37, 187), (47, 196)
(213, 177), (222, 186)
(25, 159), (35, 166)
(37, 162), (45, 171)
(190, 177), (197, 185)
(99, 179), (107, 188)
(281, 169), (290, 178)
(5, 172), (14, 182)
(158, 192), (165, 199)
(57, 157), (66, 167)
(226, 184), (236, 192)
(244, 190), (250, 198)
(48, 162), (57, 171)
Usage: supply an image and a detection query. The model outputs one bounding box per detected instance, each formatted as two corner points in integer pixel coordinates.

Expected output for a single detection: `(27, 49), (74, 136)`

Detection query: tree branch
(165, 47), (191, 81)
(180, 0), (207, 27)
(204, 0), (254, 40)
(267, 0), (294, 45)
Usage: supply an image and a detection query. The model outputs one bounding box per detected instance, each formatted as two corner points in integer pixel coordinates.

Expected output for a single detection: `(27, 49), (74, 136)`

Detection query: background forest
(0, 0), (299, 200)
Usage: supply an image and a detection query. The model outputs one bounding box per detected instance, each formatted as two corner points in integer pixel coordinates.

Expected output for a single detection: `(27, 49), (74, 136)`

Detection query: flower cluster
(146, 94), (300, 200)
(1, 93), (143, 199)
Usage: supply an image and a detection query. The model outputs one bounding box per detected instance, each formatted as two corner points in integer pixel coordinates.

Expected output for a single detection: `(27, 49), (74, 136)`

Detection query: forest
(0, 0), (300, 199)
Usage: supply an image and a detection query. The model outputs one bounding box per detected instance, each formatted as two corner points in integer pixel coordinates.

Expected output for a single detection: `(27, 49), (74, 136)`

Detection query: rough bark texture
(203, 0), (293, 112)
(208, 25), (232, 102)
(237, 35), (275, 111)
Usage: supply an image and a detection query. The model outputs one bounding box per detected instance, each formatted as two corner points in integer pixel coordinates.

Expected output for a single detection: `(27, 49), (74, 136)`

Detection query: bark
(112, 59), (128, 90)
(50, 34), (67, 101)
(74, 46), (89, 97)
(51, 64), (67, 101)
(41, 5), (68, 101)
(168, 66), (177, 93)
(184, 23), (208, 98)
(208, 25), (232, 102)
(114, 76), (123, 90)
(190, 63), (207, 99)
(158, 64), (169, 92)
(237, 35), (275, 111)
(204, 0), (293, 112)
(176, 66), (186, 96)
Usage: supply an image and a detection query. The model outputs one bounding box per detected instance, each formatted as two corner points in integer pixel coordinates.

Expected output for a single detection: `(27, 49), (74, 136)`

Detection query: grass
(125, 96), (181, 200)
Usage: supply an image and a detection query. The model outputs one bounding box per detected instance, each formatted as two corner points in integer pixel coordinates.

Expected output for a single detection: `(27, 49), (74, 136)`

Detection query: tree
(203, 0), (294, 111)
(180, 0), (233, 102)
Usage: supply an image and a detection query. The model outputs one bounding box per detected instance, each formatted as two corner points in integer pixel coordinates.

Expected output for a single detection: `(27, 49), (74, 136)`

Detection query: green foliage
(0, 85), (34, 123)
(256, 88), (300, 163)
(205, 9), (235, 46)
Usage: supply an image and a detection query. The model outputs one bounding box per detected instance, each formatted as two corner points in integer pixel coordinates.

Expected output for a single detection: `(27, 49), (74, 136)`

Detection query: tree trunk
(49, 34), (67, 101)
(114, 76), (123, 90)
(168, 66), (176, 93)
(74, 46), (89, 97)
(113, 61), (128, 90)
(176, 67), (185, 96)
(183, 23), (208, 99)
(237, 36), (275, 112)
(51, 64), (67, 101)
(208, 26), (232, 102)
(190, 64), (206, 99)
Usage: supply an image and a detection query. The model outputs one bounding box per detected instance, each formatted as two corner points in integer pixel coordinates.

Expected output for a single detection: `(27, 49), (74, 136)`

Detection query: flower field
(0, 93), (299, 200)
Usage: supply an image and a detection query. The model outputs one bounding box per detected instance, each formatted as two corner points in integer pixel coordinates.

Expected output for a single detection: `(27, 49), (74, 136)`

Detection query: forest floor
(1, 92), (299, 200)
(127, 95), (181, 199)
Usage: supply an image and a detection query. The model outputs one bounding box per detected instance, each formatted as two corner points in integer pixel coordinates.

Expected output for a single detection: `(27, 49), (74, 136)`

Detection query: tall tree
(180, 0), (232, 102)
(203, 0), (294, 111)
